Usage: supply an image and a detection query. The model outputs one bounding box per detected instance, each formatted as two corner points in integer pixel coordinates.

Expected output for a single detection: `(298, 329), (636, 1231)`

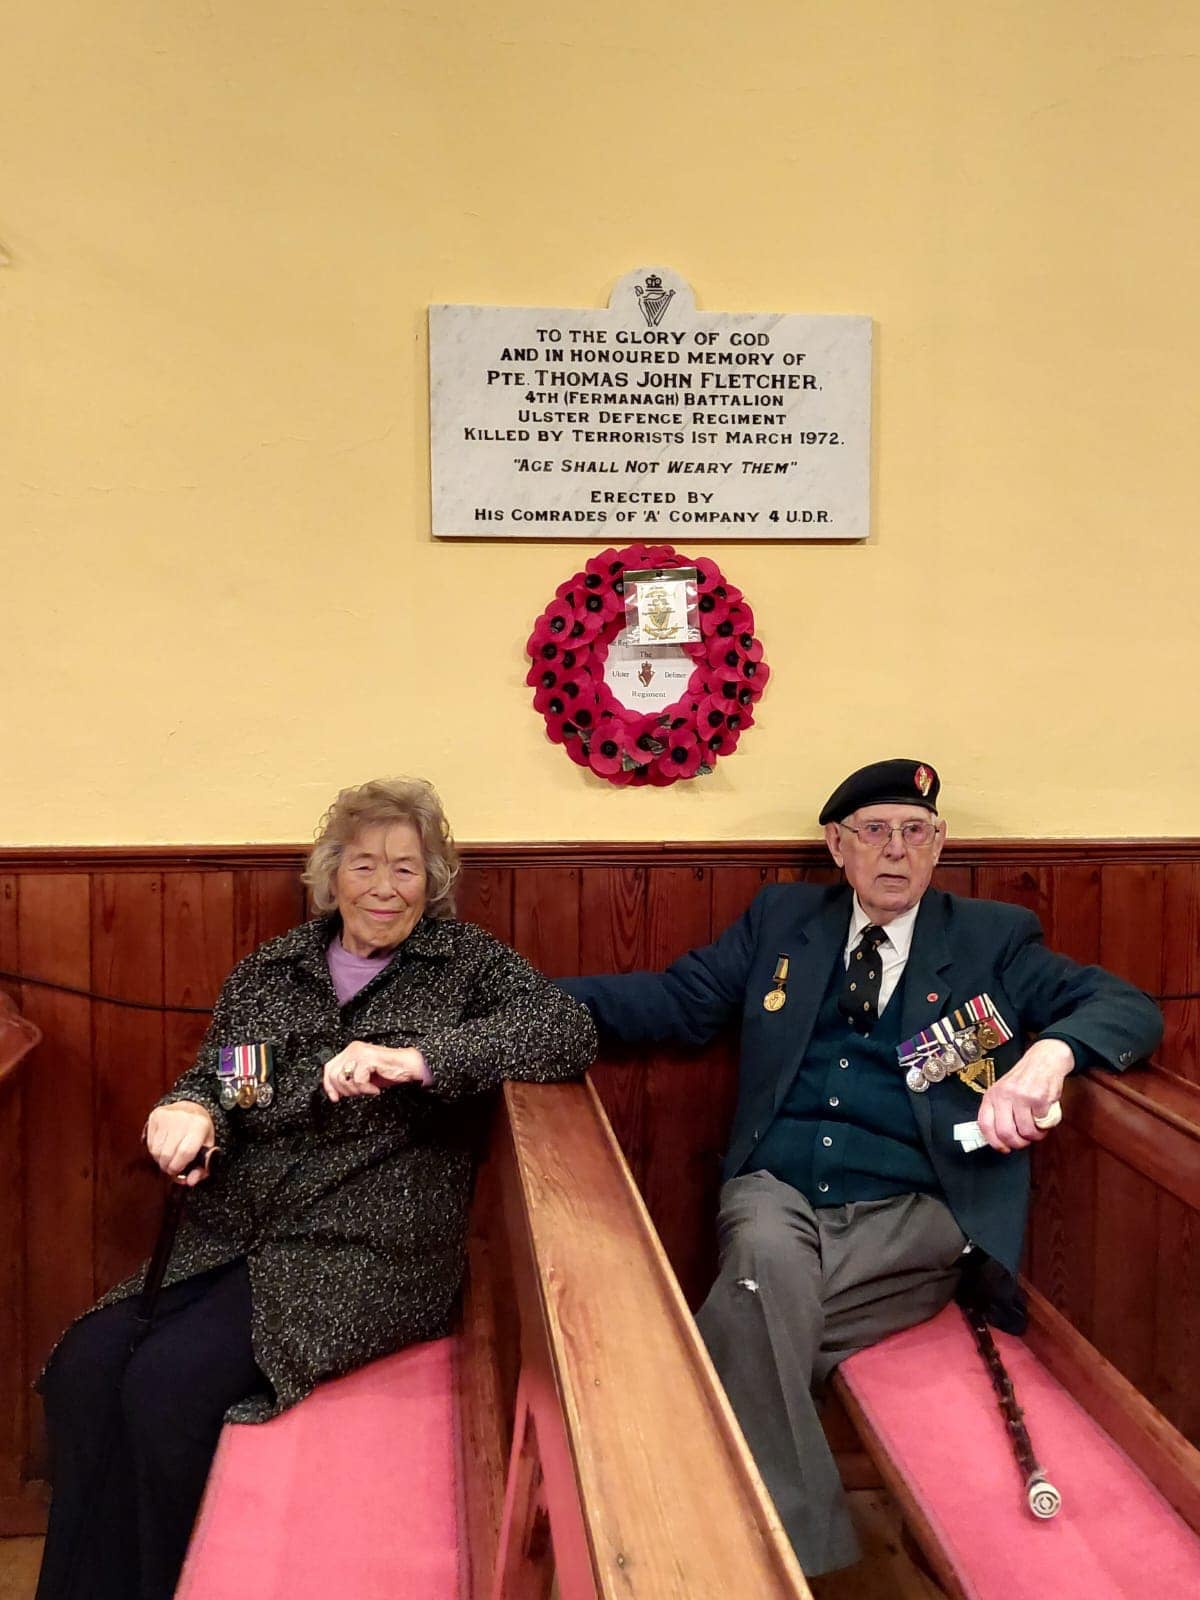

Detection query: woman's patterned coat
(95, 914), (597, 1420)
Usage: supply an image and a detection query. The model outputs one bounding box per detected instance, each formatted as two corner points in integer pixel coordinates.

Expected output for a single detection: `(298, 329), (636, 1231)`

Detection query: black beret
(819, 759), (940, 824)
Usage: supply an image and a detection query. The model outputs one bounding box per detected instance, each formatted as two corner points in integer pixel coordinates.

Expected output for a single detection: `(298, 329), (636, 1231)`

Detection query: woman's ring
(341, 1062), (356, 1080)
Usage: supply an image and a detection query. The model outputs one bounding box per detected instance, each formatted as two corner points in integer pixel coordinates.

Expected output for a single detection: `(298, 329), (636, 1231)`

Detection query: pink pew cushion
(839, 1305), (1200, 1600)
(177, 1336), (460, 1600)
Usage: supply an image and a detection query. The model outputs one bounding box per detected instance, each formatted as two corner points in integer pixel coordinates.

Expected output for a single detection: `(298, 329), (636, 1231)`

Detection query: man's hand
(977, 1038), (1075, 1153)
(145, 1101), (216, 1184)
(322, 1041), (432, 1102)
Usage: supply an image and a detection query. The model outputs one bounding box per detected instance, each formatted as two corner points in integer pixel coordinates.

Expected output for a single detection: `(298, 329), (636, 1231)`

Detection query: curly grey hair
(303, 778), (460, 920)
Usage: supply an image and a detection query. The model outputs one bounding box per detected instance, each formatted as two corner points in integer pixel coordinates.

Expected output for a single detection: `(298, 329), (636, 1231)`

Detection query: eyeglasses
(839, 819), (938, 849)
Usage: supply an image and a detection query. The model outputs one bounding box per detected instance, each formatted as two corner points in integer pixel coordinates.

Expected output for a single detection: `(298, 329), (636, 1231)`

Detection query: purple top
(325, 937), (433, 1087)
(326, 937), (395, 1005)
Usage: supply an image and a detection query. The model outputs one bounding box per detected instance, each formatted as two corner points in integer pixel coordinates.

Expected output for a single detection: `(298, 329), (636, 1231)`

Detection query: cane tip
(1027, 1477), (1062, 1518)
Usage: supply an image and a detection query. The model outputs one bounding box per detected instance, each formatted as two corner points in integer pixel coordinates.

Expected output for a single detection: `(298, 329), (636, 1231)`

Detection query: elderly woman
(36, 778), (596, 1600)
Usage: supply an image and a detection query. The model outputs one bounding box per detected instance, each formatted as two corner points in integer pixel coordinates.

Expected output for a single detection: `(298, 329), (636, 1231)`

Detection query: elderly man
(559, 758), (1162, 1575)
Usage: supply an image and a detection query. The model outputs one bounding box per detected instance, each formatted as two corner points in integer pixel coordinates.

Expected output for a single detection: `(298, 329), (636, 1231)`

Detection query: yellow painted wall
(3, 1), (1197, 844)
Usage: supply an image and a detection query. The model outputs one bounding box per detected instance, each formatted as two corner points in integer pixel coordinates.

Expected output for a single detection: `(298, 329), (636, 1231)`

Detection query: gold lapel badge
(763, 955), (789, 1013)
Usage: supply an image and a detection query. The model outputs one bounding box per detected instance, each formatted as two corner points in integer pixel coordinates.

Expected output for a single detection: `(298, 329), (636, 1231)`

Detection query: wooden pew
(823, 1063), (1200, 1598)
(833, 1287), (1200, 1599)
(461, 1077), (811, 1600)
(181, 1076), (812, 1600)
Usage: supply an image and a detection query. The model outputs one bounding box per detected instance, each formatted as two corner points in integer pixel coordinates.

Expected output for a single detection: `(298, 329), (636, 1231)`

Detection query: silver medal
(906, 1064), (931, 1093)
(954, 1027), (981, 1064)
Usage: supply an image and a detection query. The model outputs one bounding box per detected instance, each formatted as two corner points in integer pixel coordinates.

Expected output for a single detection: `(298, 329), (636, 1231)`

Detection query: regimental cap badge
(914, 764), (934, 797)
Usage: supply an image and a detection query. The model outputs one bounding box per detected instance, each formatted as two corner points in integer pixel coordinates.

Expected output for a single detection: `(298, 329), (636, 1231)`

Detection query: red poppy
(740, 660), (770, 700)
(578, 584), (623, 627)
(695, 590), (731, 631)
(540, 705), (573, 745)
(707, 633), (764, 672)
(584, 548), (627, 591)
(536, 598), (575, 642)
(532, 681), (569, 718)
(562, 732), (593, 767)
(704, 722), (741, 759)
(586, 725), (629, 778)
(566, 605), (606, 646)
(655, 728), (703, 780)
(695, 693), (732, 742)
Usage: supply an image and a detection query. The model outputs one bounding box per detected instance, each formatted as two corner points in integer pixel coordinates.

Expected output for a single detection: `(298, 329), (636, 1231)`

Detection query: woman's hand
(145, 1101), (217, 1184)
(323, 1041), (431, 1102)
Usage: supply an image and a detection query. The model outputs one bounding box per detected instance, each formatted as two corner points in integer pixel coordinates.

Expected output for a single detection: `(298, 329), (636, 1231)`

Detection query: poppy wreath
(525, 542), (769, 786)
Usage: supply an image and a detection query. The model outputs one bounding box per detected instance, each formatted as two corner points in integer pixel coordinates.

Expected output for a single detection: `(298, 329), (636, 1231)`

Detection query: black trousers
(37, 1261), (264, 1600)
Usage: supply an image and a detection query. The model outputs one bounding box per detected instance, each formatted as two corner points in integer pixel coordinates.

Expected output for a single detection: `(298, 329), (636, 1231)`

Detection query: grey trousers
(695, 1174), (966, 1576)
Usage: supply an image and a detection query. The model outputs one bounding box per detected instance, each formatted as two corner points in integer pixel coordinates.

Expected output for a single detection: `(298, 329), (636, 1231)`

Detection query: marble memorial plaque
(429, 267), (871, 540)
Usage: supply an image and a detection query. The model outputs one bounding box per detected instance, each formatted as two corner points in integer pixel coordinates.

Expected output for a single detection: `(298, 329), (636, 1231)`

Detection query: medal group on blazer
(217, 1042), (276, 1109)
(761, 954), (1014, 1104)
(897, 995), (1013, 1096)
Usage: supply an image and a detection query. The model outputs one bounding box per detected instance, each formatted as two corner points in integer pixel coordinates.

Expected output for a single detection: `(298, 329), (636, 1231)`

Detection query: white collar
(849, 895), (920, 960)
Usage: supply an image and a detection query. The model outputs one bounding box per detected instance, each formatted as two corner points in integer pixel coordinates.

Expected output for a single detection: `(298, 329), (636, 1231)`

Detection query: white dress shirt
(842, 897), (920, 1015)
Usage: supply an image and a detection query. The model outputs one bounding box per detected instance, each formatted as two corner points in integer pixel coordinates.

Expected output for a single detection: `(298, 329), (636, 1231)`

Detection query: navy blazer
(561, 884), (1163, 1277)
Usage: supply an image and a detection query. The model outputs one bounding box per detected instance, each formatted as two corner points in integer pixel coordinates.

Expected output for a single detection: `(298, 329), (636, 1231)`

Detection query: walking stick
(960, 1301), (1062, 1518)
(131, 1147), (221, 1350)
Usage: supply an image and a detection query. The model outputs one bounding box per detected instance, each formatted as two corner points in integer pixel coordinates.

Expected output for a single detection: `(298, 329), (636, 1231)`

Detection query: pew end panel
(458, 1076), (813, 1600)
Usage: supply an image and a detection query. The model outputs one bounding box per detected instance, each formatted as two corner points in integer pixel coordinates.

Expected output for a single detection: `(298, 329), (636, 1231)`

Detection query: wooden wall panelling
(0, 876), (18, 1007)
(1163, 862), (1200, 1086)
(931, 864), (972, 898)
(973, 865), (1053, 922)
(775, 861), (839, 886)
(709, 864), (774, 930)
(162, 871), (235, 1093)
(579, 866), (648, 1185)
(91, 873), (165, 1296)
(1088, 1149), (1160, 1396)
(1151, 1193), (1200, 1440)
(232, 867), (306, 962)
(18, 878), (94, 1367)
(688, 865), (778, 1307)
(1048, 864), (1102, 965)
(510, 866), (581, 977)
(1026, 1122), (1097, 1341)
(0, 876), (25, 1506)
(639, 867), (720, 1310)
(456, 867), (515, 946)
(18, 875), (93, 1491)
(1100, 862), (1166, 993)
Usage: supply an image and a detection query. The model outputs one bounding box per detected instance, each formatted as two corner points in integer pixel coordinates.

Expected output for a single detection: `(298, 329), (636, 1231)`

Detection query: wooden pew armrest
(491, 1075), (811, 1600)
(1064, 1064), (1200, 1212)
